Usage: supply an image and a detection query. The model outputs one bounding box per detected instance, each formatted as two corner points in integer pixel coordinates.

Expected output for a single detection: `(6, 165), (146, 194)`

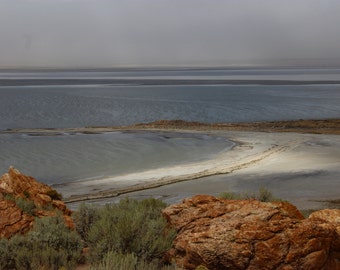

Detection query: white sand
(57, 130), (340, 210)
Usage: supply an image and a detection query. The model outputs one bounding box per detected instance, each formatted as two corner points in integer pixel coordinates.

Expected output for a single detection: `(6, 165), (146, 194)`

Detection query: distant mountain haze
(1, 0), (340, 68)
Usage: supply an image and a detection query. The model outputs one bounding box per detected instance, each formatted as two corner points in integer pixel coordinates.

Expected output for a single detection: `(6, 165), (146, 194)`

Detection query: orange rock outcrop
(162, 195), (340, 270)
(0, 167), (73, 238)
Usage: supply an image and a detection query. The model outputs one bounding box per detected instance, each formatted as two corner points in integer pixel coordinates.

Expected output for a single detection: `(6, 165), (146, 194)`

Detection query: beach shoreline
(3, 119), (339, 210)
(50, 119), (340, 211)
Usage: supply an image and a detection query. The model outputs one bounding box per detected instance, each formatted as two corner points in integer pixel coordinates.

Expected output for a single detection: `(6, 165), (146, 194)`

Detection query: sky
(1, 0), (340, 68)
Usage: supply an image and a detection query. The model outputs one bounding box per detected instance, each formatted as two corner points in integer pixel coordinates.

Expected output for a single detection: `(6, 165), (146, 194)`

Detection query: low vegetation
(0, 197), (177, 270)
(4, 194), (54, 216)
(75, 198), (176, 267)
(89, 251), (178, 270)
(14, 197), (36, 215)
(219, 187), (282, 202)
(0, 214), (83, 270)
(46, 189), (63, 200)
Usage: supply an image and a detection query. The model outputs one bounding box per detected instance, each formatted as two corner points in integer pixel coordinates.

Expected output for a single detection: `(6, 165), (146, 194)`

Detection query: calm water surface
(1, 67), (339, 185)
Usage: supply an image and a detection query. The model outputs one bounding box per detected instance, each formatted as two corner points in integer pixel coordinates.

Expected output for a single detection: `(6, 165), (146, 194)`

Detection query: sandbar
(50, 124), (340, 211)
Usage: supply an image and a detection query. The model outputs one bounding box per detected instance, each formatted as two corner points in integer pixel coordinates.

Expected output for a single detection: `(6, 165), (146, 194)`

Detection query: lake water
(0, 67), (340, 186)
(0, 131), (233, 185)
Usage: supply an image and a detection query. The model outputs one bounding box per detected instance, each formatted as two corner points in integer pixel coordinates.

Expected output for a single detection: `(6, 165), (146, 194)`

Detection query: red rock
(163, 195), (340, 270)
(0, 167), (73, 238)
(309, 209), (340, 233)
(0, 199), (34, 238)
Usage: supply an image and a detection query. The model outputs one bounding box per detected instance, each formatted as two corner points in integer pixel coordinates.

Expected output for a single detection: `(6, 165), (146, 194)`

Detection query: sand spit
(60, 136), (302, 203)
(55, 130), (340, 212)
(2, 118), (340, 135)
(3, 119), (339, 209)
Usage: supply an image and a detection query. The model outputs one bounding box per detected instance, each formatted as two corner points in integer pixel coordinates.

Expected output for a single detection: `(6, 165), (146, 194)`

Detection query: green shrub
(0, 197), (177, 269)
(3, 193), (15, 201)
(257, 187), (277, 202)
(90, 251), (138, 270)
(30, 215), (82, 253)
(218, 191), (243, 200)
(3, 194), (36, 216)
(73, 203), (100, 243)
(15, 197), (36, 215)
(0, 214), (83, 270)
(90, 251), (179, 270)
(46, 189), (63, 200)
(87, 198), (176, 265)
(0, 239), (15, 269)
(219, 187), (281, 202)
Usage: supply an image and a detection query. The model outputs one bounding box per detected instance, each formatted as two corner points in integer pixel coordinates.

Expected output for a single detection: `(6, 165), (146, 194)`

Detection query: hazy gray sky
(1, 0), (340, 67)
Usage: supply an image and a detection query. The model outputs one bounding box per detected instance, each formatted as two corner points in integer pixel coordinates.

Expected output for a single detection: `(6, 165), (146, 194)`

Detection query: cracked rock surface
(162, 195), (340, 270)
(0, 167), (73, 238)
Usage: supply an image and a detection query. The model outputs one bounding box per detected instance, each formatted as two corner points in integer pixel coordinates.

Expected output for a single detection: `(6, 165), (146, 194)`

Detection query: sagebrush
(219, 187), (281, 202)
(83, 198), (176, 265)
(0, 214), (83, 270)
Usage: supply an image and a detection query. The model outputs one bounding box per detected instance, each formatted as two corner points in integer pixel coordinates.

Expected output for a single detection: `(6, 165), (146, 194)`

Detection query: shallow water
(0, 131), (233, 185)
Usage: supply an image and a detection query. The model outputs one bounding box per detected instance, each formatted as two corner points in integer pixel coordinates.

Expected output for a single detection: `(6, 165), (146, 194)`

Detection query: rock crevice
(163, 195), (340, 270)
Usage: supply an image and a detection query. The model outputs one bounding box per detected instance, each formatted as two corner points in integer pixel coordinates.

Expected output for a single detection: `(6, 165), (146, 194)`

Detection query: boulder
(0, 167), (73, 238)
(309, 209), (340, 234)
(162, 195), (340, 270)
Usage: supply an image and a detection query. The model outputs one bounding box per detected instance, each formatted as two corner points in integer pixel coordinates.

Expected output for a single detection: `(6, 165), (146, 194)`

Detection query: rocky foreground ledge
(0, 167), (73, 238)
(163, 195), (340, 270)
(1, 169), (339, 269)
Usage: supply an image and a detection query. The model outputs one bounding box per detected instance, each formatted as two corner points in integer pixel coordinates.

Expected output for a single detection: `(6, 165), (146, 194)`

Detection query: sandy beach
(48, 123), (340, 211)
(117, 131), (340, 211)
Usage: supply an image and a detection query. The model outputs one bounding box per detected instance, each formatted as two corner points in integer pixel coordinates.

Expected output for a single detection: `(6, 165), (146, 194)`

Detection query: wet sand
(54, 129), (340, 211)
(5, 119), (338, 210)
(101, 132), (340, 211)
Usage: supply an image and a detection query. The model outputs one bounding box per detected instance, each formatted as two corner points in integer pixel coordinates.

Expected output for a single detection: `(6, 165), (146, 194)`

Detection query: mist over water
(1, 0), (340, 68)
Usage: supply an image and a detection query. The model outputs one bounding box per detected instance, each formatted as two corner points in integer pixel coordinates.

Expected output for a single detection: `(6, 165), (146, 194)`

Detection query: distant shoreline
(2, 78), (340, 87)
(1, 64), (340, 71)
(2, 118), (340, 135)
